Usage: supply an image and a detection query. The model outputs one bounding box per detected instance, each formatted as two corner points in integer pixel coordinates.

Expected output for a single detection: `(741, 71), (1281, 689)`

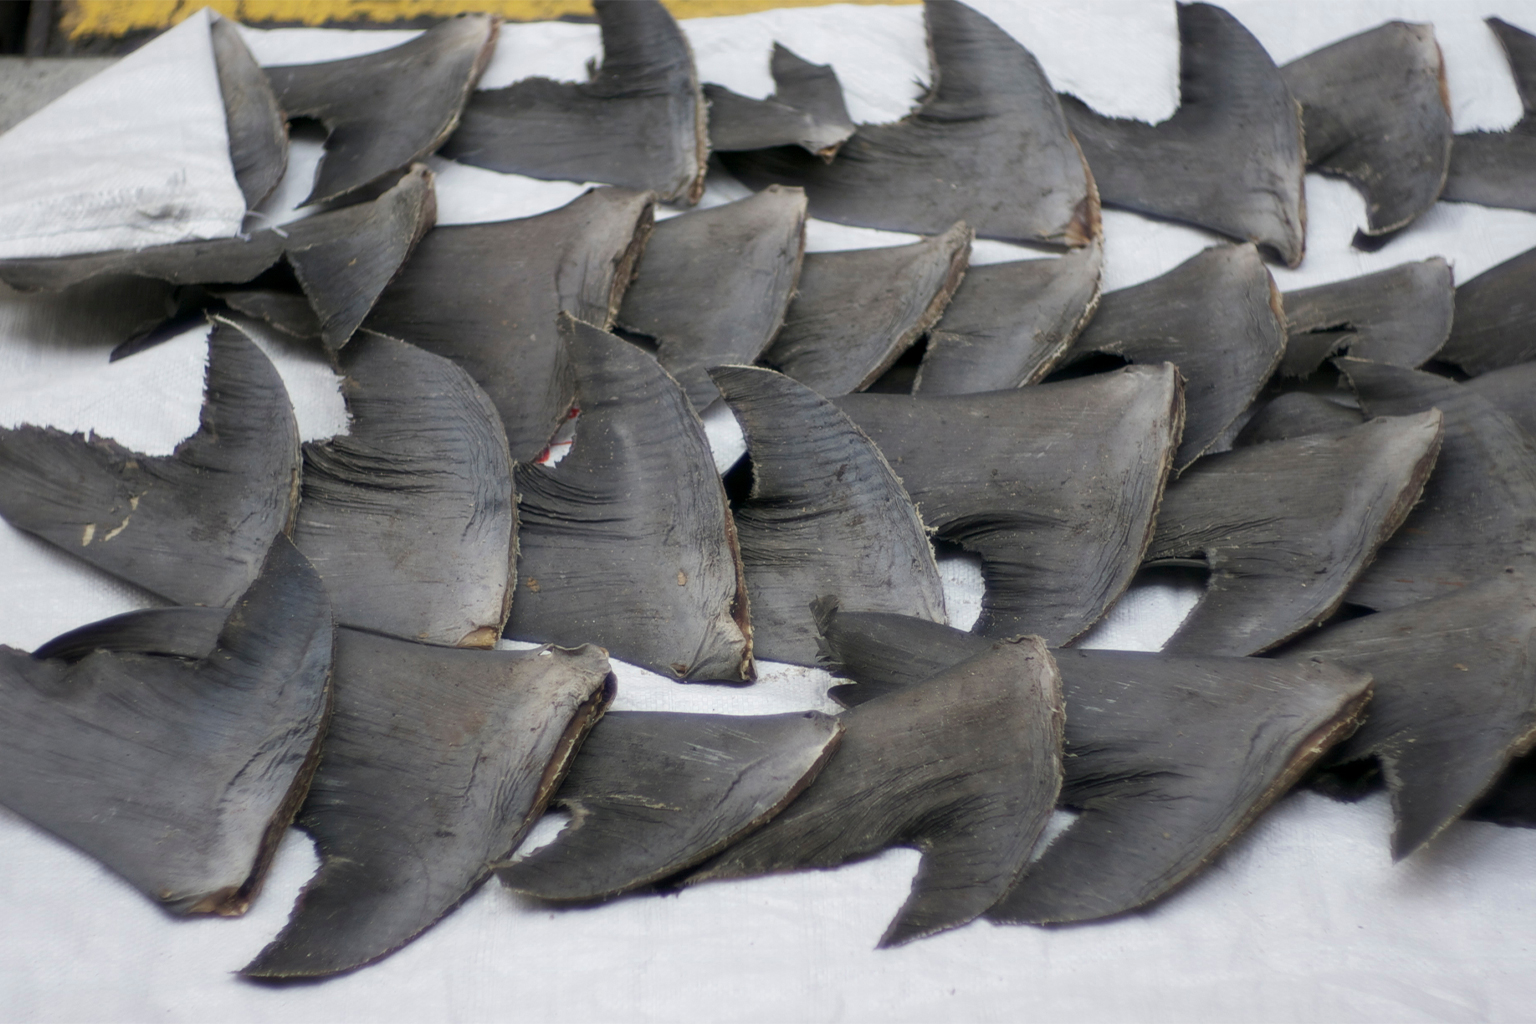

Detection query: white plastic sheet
(0, 9), (245, 259)
(5, 3), (1536, 1021)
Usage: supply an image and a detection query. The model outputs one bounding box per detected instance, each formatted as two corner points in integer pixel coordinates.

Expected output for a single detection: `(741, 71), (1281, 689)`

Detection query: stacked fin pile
(4, 0), (1536, 982)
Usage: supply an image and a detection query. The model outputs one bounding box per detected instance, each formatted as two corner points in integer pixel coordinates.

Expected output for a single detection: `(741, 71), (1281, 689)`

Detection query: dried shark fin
(836, 365), (1183, 644)
(813, 607), (1372, 925)
(32, 606), (227, 663)
(815, 602), (988, 710)
(509, 319), (752, 682)
(0, 535), (333, 916)
(242, 630), (613, 980)
(294, 333), (516, 648)
(1062, 243), (1285, 471)
(444, 1), (706, 205)
(762, 223), (971, 397)
(365, 186), (654, 461)
(1437, 245), (1536, 376)
(1233, 392), (1364, 447)
(0, 221), (286, 294)
(687, 636), (1064, 947)
(498, 710), (843, 901)
(721, 1), (1097, 247)
(1061, 3), (1305, 266)
(709, 365), (947, 665)
(107, 296), (224, 363)
(215, 286), (322, 341)
(1338, 360), (1536, 610)
(0, 159), (435, 293)
(914, 237), (1102, 395)
(0, 57), (114, 135)
(991, 650), (1370, 923)
(614, 186), (807, 410)
(1284, 573), (1536, 859)
(1441, 18), (1536, 213)
(1464, 362), (1536, 440)
(211, 13), (287, 209)
(0, 274), (176, 359)
(0, 166), (436, 356)
(704, 44), (856, 160)
(1279, 258), (1453, 377)
(1149, 411), (1444, 657)
(265, 15), (497, 206)
(1280, 22), (1452, 238)
(0, 319), (300, 608)
(279, 164), (437, 355)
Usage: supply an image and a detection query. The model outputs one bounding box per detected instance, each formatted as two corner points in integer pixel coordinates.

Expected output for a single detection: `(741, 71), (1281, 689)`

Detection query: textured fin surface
(762, 223), (971, 397)
(366, 186), (653, 461)
(0, 319), (299, 608)
(499, 710), (842, 900)
(1285, 574), (1536, 858)
(294, 333), (515, 648)
(705, 43), (855, 159)
(1233, 392), (1364, 447)
(509, 319), (752, 682)
(1061, 3), (1305, 265)
(1339, 360), (1536, 610)
(242, 630), (613, 979)
(0, 274), (176, 355)
(1063, 243), (1285, 470)
(280, 165), (437, 354)
(1465, 362), (1536, 441)
(721, 1), (1097, 247)
(32, 607), (226, 663)
(211, 14), (287, 209)
(688, 636), (1064, 948)
(1151, 412), (1443, 656)
(1439, 244), (1536, 376)
(0, 222), (286, 293)
(1442, 18), (1536, 213)
(0, 167), (436, 356)
(266, 15), (496, 205)
(444, 0), (706, 204)
(1279, 258), (1452, 377)
(915, 237), (1102, 394)
(0, 536), (333, 916)
(215, 287), (321, 340)
(818, 604), (988, 710)
(992, 650), (1370, 924)
(711, 365), (947, 666)
(615, 186), (806, 409)
(1281, 22), (1451, 236)
(839, 366), (1182, 644)
(815, 608), (1371, 925)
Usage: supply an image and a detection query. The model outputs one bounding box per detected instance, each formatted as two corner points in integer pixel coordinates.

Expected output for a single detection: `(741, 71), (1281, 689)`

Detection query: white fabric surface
(5, 3), (1536, 1021)
(0, 9), (245, 259)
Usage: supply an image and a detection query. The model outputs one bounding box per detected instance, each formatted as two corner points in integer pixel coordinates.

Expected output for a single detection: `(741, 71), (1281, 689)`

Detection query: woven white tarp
(5, 3), (1536, 1021)
(0, 9), (245, 259)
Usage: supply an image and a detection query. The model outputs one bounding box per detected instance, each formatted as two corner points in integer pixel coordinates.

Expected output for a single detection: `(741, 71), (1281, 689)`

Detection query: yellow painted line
(61, 0), (916, 41)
